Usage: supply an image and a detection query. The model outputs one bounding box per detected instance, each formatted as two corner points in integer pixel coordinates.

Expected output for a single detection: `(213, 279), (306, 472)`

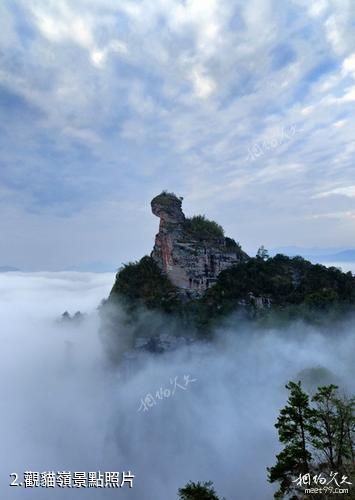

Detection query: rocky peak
(151, 192), (248, 297)
(151, 192), (185, 226)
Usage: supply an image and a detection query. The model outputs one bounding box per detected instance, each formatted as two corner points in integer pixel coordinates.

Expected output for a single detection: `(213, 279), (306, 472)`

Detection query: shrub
(184, 215), (224, 240)
(109, 256), (178, 313)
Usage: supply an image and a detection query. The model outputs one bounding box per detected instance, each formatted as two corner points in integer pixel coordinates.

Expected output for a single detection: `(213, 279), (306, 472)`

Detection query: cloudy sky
(1, 0), (355, 270)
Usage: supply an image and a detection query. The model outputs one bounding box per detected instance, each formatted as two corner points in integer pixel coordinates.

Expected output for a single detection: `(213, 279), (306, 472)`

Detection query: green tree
(312, 386), (355, 473)
(183, 215), (224, 240)
(268, 382), (355, 498)
(311, 384), (339, 469)
(109, 256), (178, 313)
(178, 481), (222, 500)
(337, 395), (355, 470)
(268, 381), (315, 498)
(256, 245), (269, 260)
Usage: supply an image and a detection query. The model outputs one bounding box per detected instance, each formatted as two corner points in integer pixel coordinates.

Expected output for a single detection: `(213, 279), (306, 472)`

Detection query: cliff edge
(150, 191), (248, 296)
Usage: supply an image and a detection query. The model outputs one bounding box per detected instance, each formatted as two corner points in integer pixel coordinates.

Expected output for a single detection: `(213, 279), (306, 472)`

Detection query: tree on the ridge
(177, 480), (222, 500)
(256, 245), (269, 260)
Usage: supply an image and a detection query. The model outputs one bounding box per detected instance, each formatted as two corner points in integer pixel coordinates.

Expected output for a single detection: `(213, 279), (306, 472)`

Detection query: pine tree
(312, 385), (355, 475)
(268, 381), (315, 498)
(311, 385), (339, 469)
(268, 382), (355, 498)
(256, 245), (269, 260)
(177, 481), (221, 500)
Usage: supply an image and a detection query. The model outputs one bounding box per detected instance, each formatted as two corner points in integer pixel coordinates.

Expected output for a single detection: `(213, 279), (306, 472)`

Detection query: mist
(1, 272), (354, 500)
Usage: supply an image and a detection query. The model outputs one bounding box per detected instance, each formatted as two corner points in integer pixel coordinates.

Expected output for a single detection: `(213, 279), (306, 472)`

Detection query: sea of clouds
(0, 270), (354, 500)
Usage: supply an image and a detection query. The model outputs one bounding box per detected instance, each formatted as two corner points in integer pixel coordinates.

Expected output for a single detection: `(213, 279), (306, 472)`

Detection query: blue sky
(0, 0), (355, 270)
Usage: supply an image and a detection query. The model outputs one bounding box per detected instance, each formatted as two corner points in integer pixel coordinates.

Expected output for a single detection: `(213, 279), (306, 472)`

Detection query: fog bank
(0, 272), (354, 499)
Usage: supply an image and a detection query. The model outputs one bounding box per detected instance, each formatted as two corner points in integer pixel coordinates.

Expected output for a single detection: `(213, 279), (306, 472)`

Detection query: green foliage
(225, 237), (241, 249)
(256, 245), (269, 260)
(109, 256), (178, 313)
(178, 481), (221, 500)
(107, 253), (355, 336)
(304, 288), (338, 308)
(311, 385), (355, 471)
(268, 382), (314, 498)
(183, 215), (224, 241)
(268, 382), (355, 499)
(151, 190), (180, 206)
(198, 254), (355, 325)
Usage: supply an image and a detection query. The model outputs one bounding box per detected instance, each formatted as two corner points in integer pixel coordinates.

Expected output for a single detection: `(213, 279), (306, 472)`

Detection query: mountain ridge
(101, 194), (355, 354)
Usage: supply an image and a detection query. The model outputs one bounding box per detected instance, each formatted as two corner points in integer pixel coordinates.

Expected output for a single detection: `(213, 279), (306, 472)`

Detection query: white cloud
(301, 105), (314, 115)
(32, 2), (127, 71)
(308, 210), (355, 220)
(333, 119), (347, 128)
(91, 40), (128, 68)
(309, 0), (329, 17)
(320, 84), (355, 105)
(63, 126), (102, 144)
(1, 272), (354, 499)
(168, 0), (221, 53)
(190, 66), (216, 98)
(91, 49), (106, 66)
(342, 52), (355, 78)
(323, 0), (355, 55)
(315, 185), (355, 198)
(34, 8), (94, 48)
(1, 0), (355, 264)
(318, 74), (341, 92)
(341, 85), (355, 102)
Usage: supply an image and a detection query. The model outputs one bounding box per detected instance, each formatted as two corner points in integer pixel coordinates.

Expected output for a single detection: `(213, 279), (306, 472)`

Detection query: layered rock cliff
(150, 192), (248, 297)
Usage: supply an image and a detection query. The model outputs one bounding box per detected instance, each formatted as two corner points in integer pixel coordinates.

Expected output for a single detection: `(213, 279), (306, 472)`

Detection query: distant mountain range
(1, 249), (354, 275)
(64, 261), (118, 273)
(314, 250), (355, 263)
(0, 266), (21, 272)
(0, 263), (117, 273)
(271, 247), (355, 263)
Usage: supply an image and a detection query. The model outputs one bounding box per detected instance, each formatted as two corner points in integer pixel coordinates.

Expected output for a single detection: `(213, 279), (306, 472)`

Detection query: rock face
(151, 192), (248, 297)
